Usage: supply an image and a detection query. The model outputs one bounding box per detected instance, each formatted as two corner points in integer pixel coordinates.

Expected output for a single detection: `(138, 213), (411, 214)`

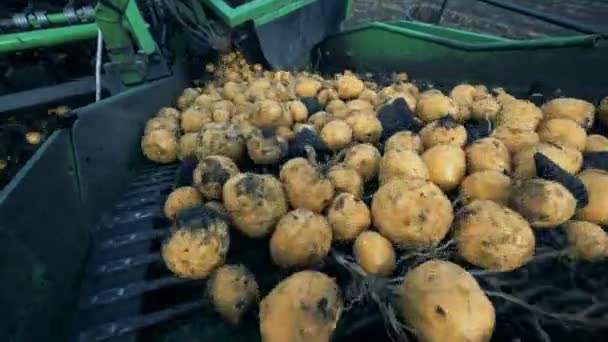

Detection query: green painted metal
(124, 0), (157, 54)
(204, 0), (349, 27)
(0, 23), (98, 53)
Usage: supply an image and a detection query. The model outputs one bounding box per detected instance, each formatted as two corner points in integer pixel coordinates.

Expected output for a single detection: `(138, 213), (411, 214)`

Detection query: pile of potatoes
(143, 51), (608, 342)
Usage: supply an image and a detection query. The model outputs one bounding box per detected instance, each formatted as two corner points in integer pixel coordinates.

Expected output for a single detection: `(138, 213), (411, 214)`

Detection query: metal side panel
(0, 130), (89, 342)
(72, 66), (190, 227)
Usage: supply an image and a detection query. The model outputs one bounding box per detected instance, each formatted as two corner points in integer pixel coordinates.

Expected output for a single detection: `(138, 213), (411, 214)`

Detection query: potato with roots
(542, 97), (595, 129)
(327, 193), (371, 241)
(178, 132), (198, 160)
(491, 127), (539, 155)
(280, 158), (335, 213)
(321, 119), (353, 151)
(384, 131), (423, 153)
(270, 209), (333, 268)
(397, 260), (495, 342)
(346, 112), (383, 143)
(455, 200), (535, 271)
(512, 143), (582, 179)
(372, 179), (453, 248)
(327, 164), (363, 199)
(337, 74), (364, 99)
(141, 129), (178, 163)
(259, 271), (343, 342)
(466, 137), (511, 174)
(246, 129), (288, 165)
(193, 156), (239, 200)
(422, 144), (466, 192)
(207, 264), (259, 325)
(195, 122), (246, 161)
(222, 173), (288, 238)
(164, 186), (204, 220)
(459, 171), (511, 205)
(576, 169), (608, 225)
(496, 100), (543, 130)
(419, 116), (467, 149)
(162, 206), (230, 279)
(584, 134), (608, 153)
(353, 231), (395, 276)
(415, 91), (459, 122)
(145, 116), (178, 135)
(510, 178), (576, 228)
(564, 220), (608, 261)
(470, 96), (501, 121)
(379, 149), (430, 185)
(181, 106), (212, 133)
(537, 118), (587, 151)
(344, 143), (381, 182)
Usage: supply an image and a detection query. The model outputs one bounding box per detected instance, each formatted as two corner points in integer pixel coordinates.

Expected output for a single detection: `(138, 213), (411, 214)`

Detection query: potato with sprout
(207, 264), (259, 325)
(193, 156), (239, 200)
(195, 122), (245, 161)
(384, 131), (423, 153)
(327, 193), (370, 241)
(470, 96), (501, 121)
(164, 186), (204, 220)
(327, 164), (363, 199)
(542, 97), (595, 129)
(585, 134), (608, 153)
(576, 169), (608, 225)
(222, 173), (288, 238)
(280, 158), (334, 213)
(181, 106), (212, 133)
(270, 209), (333, 268)
(162, 206), (229, 279)
(422, 144), (466, 192)
(419, 116), (467, 149)
(259, 271), (343, 342)
(510, 178), (576, 228)
(372, 179), (453, 248)
(344, 143), (381, 182)
(455, 200), (535, 271)
(141, 129), (178, 163)
(491, 127), (539, 155)
(353, 231), (395, 276)
(415, 90), (459, 122)
(512, 143), (582, 179)
(459, 171), (511, 205)
(320, 119), (353, 151)
(466, 137), (511, 174)
(346, 112), (383, 143)
(397, 260), (495, 342)
(537, 118), (587, 151)
(379, 149), (429, 185)
(564, 220), (608, 261)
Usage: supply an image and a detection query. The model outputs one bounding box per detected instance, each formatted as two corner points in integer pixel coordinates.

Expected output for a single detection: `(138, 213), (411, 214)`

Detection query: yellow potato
(308, 111), (335, 131)
(459, 170), (511, 205)
(537, 118), (587, 151)
(491, 127), (539, 155)
(344, 143), (381, 181)
(295, 77), (322, 97)
(576, 169), (608, 225)
(289, 100), (309, 122)
(470, 97), (501, 121)
(379, 149), (429, 185)
(422, 144), (466, 192)
(327, 164), (363, 199)
(419, 118), (467, 149)
(195, 122), (246, 161)
(270, 209), (333, 268)
(584, 134), (608, 153)
(145, 116), (178, 135)
(337, 74), (365, 99)
(372, 179), (453, 248)
(353, 231), (395, 276)
(141, 129), (178, 163)
(193, 155), (239, 200)
(416, 91), (459, 122)
(181, 106), (212, 133)
(455, 200), (535, 271)
(564, 220), (608, 261)
(466, 137), (511, 174)
(259, 271), (342, 342)
(512, 143), (582, 179)
(164, 186), (204, 220)
(207, 264), (259, 324)
(496, 100), (543, 130)
(178, 132), (198, 160)
(327, 193), (371, 241)
(157, 107), (181, 120)
(320, 119), (353, 151)
(510, 178), (576, 228)
(542, 97), (595, 129)
(384, 131), (423, 153)
(397, 260), (495, 342)
(280, 158), (335, 213)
